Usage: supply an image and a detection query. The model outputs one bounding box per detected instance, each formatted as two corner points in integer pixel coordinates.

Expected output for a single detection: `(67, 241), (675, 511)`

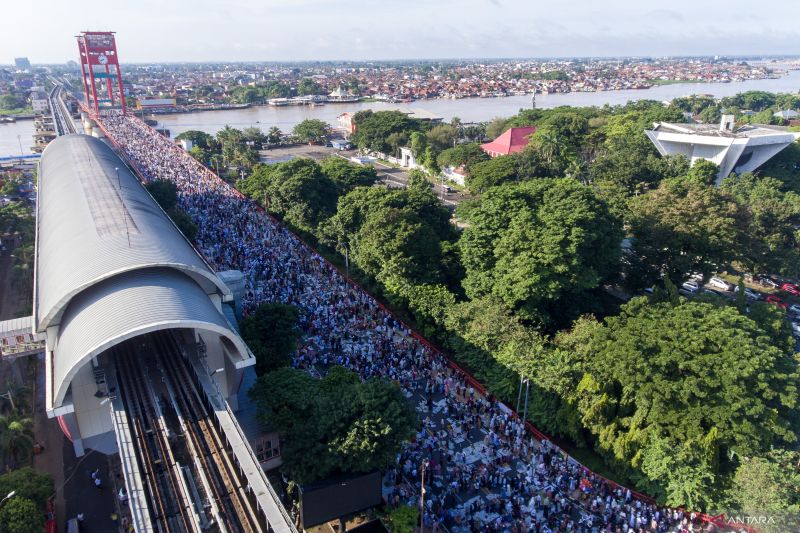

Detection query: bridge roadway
(46, 104), (297, 530)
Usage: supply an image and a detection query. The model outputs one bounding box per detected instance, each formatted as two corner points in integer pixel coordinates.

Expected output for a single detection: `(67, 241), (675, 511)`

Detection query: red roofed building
(481, 126), (536, 158)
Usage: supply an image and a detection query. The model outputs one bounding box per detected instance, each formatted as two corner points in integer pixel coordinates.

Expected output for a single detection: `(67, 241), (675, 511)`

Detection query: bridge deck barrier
(107, 369), (155, 533)
(186, 356), (297, 533)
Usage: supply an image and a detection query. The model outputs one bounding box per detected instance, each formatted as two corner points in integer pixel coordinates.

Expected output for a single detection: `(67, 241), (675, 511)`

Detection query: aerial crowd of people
(99, 112), (715, 532)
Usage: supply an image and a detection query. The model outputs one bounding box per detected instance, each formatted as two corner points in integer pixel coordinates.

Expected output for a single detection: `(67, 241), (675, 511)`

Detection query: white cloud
(1, 0), (798, 63)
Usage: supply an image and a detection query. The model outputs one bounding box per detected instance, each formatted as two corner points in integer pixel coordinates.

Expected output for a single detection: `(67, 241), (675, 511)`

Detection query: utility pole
(1, 389), (15, 412)
(522, 378), (530, 422)
(419, 460), (427, 532)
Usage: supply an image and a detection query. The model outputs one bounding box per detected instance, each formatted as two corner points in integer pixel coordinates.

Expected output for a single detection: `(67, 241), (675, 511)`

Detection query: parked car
(709, 277), (734, 291)
(781, 283), (800, 296)
(734, 286), (762, 300)
(765, 294), (788, 309)
(757, 275), (780, 289)
(789, 304), (800, 315)
(791, 321), (800, 337)
(701, 288), (723, 297)
(688, 272), (704, 282)
(679, 280), (699, 295)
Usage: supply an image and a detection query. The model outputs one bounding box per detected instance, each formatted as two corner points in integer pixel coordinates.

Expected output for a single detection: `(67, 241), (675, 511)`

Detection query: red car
(766, 295), (788, 309)
(781, 283), (800, 296)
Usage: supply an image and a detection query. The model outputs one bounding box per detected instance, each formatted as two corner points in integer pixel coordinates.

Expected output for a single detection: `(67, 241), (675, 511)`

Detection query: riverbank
(149, 70), (800, 138)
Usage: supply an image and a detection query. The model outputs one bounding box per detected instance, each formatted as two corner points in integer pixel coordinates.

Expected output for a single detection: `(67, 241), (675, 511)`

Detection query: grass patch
(0, 107), (33, 116)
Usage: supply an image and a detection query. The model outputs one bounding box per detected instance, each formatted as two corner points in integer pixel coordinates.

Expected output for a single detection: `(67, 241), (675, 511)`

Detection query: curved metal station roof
(35, 134), (229, 332)
(53, 267), (247, 406)
(36, 134), (242, 410)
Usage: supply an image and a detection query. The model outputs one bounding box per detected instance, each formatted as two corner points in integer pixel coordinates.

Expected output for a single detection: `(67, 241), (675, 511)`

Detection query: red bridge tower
(76, 31), (126, 115)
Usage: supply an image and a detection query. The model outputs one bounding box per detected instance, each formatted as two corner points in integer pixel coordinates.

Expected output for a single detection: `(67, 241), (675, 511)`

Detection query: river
(2, 69), (799, 157)
(0, 119), (36, 159)
(151, 69), (800, 139)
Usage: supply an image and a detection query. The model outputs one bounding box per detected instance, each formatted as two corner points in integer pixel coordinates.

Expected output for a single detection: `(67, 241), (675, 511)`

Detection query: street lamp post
(0, 490), (17, 507)
(419, 461), (428, 532)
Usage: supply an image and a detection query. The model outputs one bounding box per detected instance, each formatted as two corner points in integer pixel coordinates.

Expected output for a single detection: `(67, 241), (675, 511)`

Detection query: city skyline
(3, 0), (800, 63)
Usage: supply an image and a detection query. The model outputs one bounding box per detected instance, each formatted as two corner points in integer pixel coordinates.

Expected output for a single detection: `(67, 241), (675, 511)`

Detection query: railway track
(48, 80), (77, 136)
(115, 332), (264, 533)
(115, 341), (200, 532)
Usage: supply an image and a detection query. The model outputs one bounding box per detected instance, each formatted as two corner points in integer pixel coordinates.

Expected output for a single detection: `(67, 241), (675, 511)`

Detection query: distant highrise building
(14, 57), (31, 70)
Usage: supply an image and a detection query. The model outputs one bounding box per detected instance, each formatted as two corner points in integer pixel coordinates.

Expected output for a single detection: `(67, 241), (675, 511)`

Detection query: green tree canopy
(249, 367), (417, 484)
(229, 86), (261, 104)
(627, 178), (745, 286)
(351, 205), (444, 285)
(0, 95), (24, 111)
(0, 468), (53, 509)
(240, 303), (301, 375)
(721, 172), (800, 277)
(242, 126), (267, 148)
(426, 124), (458, 152)
(352, 111), (419, 154)
(292, 119), (329, 144)
(485, 117), (510, 140)
(721, 91), (777, 112)
(730, 449), (800, 531)
(145, 180), (179, 211)
(322, 179), (456, 286)
(174, 130), (216, 150)
(685, 159), (719, 186)
(459, 178), (622, 325)
(144, 180), (197, 241)
(266, 126), (283, 145)
(297, 78), (322, 96)
(554, 298), (799, 509)
(465, 155), (518, 193)
(588, 104), (687, 192)
(436, 143), (489, 171)
(319, 156), (378, 194)
(0, 497), (43, 533)
(239, 159), (338, 233)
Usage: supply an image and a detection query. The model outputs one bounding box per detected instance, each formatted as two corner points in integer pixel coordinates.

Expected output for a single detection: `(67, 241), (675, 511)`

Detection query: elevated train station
(37, 134), (252, 449)
(34, 134), (294, 532)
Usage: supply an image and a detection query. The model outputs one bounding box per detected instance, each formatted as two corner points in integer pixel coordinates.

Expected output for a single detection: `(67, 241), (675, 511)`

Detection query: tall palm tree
(0, 415), (34, 467)
(267, 127), (282, 146)
(534, 130), (562, 168)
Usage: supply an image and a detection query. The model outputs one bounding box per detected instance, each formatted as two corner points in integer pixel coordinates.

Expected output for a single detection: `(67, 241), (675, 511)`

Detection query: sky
(4, 0), (800, 64)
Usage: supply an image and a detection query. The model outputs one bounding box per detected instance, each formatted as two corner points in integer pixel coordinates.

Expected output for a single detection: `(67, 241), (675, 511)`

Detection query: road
(260, 144), (471, 207)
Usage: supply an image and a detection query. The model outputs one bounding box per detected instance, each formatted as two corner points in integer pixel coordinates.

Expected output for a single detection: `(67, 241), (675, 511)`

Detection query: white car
(791, 321), (800, 338)
(709, 277), (734, 291)
(680, 280), (699, 294)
